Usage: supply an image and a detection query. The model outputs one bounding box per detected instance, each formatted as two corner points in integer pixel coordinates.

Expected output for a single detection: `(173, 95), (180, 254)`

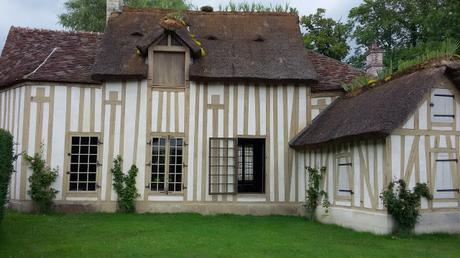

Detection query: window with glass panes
(150, 136), (183, 193)
(209, 138), (237, 194)
(69, 136), (99, 191)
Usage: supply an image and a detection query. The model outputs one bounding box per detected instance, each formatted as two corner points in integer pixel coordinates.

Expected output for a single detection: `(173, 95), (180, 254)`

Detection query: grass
(0, 211), (459, 258)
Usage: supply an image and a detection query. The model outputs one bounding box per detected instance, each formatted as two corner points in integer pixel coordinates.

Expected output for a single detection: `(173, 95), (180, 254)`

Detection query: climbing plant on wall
(25, 147), (59, 213)
(380, 179), (432, 234)
(305, 166), (330, 220)
(112, 156), (140, 213)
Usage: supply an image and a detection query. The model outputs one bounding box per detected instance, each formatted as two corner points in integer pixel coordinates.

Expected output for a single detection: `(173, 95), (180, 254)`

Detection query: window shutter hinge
(430, 102), (434, 107)
(183, 163), (188, 167)
(145, 185), (150, 189)
(96, 184), (101, 189)
(97, 140), (103, 145)
(66, 171), (70, 174)
(96, 162), (103, 167)
(147, 140), (152, 145)
(146, 162), (151, 166)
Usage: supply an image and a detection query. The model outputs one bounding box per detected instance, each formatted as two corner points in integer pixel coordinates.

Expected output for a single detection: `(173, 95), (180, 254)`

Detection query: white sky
(0, 0), (362, 52)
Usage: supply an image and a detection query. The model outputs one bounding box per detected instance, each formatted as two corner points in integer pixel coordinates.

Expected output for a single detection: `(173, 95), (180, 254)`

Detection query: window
(431, 89), (455, 123)
(209, 138), (265, 194)
(433, 153), (459, 199)
(209, 138), (237, 194)
(69, 136), (99, 191)
(335, 156), (353, 199)
(150, 136), (183, 193)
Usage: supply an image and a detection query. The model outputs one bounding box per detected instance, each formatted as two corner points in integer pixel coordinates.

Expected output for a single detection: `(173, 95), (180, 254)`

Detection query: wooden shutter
(336, 156), (353, 198)
(434, 153), (458, 199)
(153, 51), (185, 87)
(209, 138), (237, 194)
(431, 89), (454, 123)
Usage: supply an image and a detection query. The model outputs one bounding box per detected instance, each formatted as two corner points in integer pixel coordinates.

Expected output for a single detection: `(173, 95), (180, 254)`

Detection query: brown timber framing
(104, 90), (122, 201)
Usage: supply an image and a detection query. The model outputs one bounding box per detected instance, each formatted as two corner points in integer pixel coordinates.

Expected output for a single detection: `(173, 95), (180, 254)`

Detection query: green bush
(112, 156), (140, 213)
(380, 179), (432, 234)
(304, 167), (330, 220)
(25, 148), (59, 213)
(0, 129), (14, 222)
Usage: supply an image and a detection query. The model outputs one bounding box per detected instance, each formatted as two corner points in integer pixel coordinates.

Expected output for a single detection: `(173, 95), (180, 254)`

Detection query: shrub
(25, 148), (59, 213)
(112, 156), (140, 213)
(380, 179), (432, 234)
(304, 167), (330, 220)
(0, 129), (14, 222)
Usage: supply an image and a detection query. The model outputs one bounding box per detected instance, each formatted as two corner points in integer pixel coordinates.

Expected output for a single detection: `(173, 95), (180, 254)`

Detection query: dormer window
(150, 34), (189, 88)
(431, 89), (455, 123)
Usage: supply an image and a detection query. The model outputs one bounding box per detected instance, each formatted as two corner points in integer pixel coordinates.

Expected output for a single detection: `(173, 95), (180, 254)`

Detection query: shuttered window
(434, 153), (459, 199)
(153, 51), (185, 87)
(431, 89), (455, 123)
(336, 156), (353, 198)
(209, 138), (237, 194)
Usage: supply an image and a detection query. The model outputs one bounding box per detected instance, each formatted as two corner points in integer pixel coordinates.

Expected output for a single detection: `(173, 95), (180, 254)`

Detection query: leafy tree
(301, 8), (352, 61)
(348, 0), (460, 68)
(59, 0), (189, 32)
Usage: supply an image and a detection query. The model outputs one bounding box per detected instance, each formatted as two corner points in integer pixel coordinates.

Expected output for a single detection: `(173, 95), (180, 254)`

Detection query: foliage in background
(342, 39), (459, 92)
(25, 147), (59, 213)
(112, 156), (140, 213)
(300, 8), (351, 61)
(59, 0), (189, 32)
(380, 179), (432, 234)
(0, 130), (14, 223)
(304, 167), (330, 220)
(348, 0), (460, 68)
(218, 1), (297, 13)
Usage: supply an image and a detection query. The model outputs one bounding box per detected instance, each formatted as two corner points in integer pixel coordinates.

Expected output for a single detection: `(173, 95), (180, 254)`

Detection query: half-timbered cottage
(291, 62), (460, 233)
(0, 1), (458, 234)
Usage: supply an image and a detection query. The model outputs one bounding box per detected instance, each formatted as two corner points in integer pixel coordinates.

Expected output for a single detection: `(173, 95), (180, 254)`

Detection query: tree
(59, 0), (189, 32)
(348, 0), (460, 68)
(300, 8), (352, 61)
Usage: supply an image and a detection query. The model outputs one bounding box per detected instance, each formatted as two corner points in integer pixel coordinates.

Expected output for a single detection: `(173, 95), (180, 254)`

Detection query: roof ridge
(122, 7), (297, 16)
(10, 26), (103, 36)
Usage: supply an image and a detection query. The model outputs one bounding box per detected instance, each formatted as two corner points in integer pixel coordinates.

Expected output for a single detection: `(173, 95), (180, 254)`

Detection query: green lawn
(0, 211), (459, 258)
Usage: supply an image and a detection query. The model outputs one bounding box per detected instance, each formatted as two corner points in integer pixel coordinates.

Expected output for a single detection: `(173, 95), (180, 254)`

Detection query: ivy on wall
(305, 167), (330, 220)
(25, 147), (59, 213)
(112, 156), (140, 213)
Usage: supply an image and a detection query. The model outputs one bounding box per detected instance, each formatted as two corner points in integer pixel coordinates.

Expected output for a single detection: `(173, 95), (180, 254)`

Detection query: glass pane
(69, 136), (98, 192)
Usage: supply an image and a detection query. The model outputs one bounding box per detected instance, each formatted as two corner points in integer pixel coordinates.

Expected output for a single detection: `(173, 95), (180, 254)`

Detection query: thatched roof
(92, 7), (318, 83)
(290, 62), (460, 149)
(0, 27), (102, 87)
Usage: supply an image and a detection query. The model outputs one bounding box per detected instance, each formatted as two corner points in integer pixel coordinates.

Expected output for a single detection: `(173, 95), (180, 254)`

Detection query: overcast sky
(0, 0), (362, 52)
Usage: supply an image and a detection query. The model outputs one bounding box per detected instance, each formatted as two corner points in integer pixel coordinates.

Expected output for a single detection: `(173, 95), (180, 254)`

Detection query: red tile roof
(0, 27), (102, 87)
(306, 50), (363, 92)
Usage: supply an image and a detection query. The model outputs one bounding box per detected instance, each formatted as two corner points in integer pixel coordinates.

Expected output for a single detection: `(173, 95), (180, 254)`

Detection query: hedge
(0, 129), (14, 223)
